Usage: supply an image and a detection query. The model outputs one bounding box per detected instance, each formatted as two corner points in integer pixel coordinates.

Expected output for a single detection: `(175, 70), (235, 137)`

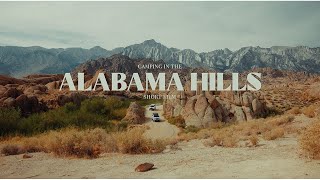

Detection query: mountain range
(1, 39), (320, 77)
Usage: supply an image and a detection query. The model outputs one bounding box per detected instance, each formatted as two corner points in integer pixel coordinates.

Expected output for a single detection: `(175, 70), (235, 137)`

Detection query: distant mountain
(1, 39), (320, 77)
(72, 54), (209, 84)
(0, 46), (119, 77)
(121, 40), (320, 73)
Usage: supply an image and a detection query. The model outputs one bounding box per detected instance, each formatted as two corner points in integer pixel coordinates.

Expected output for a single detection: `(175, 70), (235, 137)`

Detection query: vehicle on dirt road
(151, 113), (160, 122)
(149, 104), (156, 111)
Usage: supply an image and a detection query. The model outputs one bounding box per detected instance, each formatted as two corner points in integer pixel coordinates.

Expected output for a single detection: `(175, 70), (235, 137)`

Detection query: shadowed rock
(135, 163), (154, 172)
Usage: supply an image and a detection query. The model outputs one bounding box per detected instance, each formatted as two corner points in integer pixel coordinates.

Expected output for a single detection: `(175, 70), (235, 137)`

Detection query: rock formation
(164, 83), (267, 128)
(122, 102), (145, 124)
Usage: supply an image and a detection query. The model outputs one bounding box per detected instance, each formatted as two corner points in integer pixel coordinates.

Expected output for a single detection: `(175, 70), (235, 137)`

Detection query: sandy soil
(1, 137), (320, 178)
(143, 104), (180, 140)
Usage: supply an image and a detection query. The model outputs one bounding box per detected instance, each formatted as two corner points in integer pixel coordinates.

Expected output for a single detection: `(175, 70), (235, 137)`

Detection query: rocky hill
(0, 46), (122, 77)
(72, 54), (209, 84)
(1, 40), (320, 77)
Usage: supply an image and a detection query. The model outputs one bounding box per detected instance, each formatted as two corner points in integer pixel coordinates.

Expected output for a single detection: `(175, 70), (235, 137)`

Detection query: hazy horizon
(1, 2), (320, 52)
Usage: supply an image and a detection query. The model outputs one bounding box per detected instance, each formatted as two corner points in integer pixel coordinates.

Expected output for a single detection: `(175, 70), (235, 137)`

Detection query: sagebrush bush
(1, 127), (167, 158)
(203, 129), (238, 148)
(263, 127), (285, 140)
(287, 107), (301, 115)
(114, 128), (165, 154)
(266, 115), (294, 127)
(177, 114), (294, 147)
(42, 128), (107, 158)
(167, 115), (185, 128)
(0, 108), (21, 136)
(249, 135), (259, 146)
(184, 125), (200, 133)
(80, 98), (109, 115)
(1, 96), (136, 136)
(302, 104), (318, 118)
(1, 144), (24, 156)
(299, 121), (320, 159)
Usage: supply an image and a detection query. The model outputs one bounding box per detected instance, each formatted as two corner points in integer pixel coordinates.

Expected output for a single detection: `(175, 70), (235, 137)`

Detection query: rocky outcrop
(0, 85), (47, 115)
(122, 102), (145, 124)
(46, 81), (61, 90)
(0, 75), (26, 85)
(164, 90), (267, 128)
(57, 93), (88, 106)
(23, 74), (64, 85)
(23, 85), (48, 95)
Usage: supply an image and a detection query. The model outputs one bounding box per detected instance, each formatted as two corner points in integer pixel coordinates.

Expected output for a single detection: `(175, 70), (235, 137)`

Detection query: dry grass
(113, 128), (165, 154)
(249, 135), (259, 146)
(299, 121), (320, 159)
(287, 107), (301, 115)
(266, 115), (294, 127)
(178, 114), (295, 148)
(0, 127), (167, 158)
(167, 115), (185, 128)
(1, 144), (23, 156)
(302, 104), (319, 118)
(263, 127), (285, 140)
(42, 128), (107, 158)
(204, 130), (238, 148)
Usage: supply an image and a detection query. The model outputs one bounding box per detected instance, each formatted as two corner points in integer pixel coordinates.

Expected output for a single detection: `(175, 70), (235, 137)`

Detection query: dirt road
(143, 104), (180, 140)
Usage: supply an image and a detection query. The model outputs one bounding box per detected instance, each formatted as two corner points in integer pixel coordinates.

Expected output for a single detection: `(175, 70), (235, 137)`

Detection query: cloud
(0, 2), (319, 52)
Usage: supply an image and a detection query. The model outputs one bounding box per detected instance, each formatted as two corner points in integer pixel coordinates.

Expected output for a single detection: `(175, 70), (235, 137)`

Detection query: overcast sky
(0, 2), (320, 52)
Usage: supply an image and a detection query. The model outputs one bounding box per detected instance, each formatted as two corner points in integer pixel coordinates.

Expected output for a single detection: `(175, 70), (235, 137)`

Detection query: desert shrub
(111, 108), (127, 120)
(0, 108), (21, 136)
(1, 144), (24, 156)
(194, 129), (214, 139)
(182, 114), (295, 147)
(64, 102), (79, 113)
(19, 108), (70, 135)
(80, 98), (109, 115)
(232, 120), (271, 137)
(42, 128), (108, 158)
(205, 130), (238, 148)
(184, 125), (200, 133)
(264, 106), (282, 117)
(209, 122), (227, 129)
(167, 115), (185, 128)
(249, 135), (259, 146)
(302, 104), (318, 118)
(19, 113), (44, 135)
(299, 121), (320, 159)
(263, 127), (285, 140)
(287, 107), (301, 115)
(114, 128), (165, 154)
(109, 121), (128, 132)
(20, 137), (44, 153)
(176, 132), (198, 142)
(13, 97), (132, 136)
(1, 127), (167, 158)
(69, 110), (110, 129)
(266, 115), (294, 127)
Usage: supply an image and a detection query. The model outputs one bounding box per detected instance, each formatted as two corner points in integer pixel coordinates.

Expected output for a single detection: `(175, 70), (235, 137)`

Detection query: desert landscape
(1, 50), (320, 178)
(2, 1), (320, 178)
